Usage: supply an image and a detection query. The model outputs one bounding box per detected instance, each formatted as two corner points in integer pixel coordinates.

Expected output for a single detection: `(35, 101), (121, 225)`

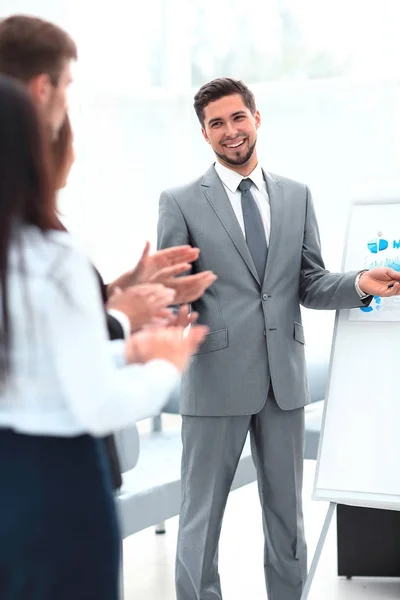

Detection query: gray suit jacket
(158, 165), (367, 416)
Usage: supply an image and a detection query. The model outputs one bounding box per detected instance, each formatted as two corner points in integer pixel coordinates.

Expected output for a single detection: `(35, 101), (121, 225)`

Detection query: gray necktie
(239, 178), (268, 281)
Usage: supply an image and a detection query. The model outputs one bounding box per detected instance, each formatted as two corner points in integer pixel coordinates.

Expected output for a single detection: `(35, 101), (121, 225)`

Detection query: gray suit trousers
(176, 389), (307, 600)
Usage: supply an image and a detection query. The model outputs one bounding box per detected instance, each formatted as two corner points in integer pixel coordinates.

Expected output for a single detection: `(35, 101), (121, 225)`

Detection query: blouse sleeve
(46, 243), (180, 436)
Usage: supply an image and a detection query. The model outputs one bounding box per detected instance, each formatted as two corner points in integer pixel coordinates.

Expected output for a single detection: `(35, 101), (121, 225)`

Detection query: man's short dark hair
(0, 15), (77, 85)
(194, 78), (257, 127)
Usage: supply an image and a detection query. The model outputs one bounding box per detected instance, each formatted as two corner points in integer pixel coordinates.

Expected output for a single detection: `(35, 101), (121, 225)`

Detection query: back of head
(0, 74), (60, 381)
(0, 74), (57, 229)
(0, 14), (77, 85)
(194, 77), (256, 127)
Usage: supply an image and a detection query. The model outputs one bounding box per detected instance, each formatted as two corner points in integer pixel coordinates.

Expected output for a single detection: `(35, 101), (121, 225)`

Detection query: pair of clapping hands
(106, 243), (216, 372)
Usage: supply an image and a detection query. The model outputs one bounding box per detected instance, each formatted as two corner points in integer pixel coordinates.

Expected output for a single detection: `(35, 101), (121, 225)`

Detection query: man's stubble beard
(214, 139), (257, 167)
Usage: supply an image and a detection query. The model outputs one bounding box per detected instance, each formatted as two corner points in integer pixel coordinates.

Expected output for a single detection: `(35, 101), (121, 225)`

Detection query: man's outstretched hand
(358, 267), (400, 297)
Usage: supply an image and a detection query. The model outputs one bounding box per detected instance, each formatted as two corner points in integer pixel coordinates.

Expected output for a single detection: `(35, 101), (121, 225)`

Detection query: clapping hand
(107, 243), (200, 295)
(106, 284), (176, 332)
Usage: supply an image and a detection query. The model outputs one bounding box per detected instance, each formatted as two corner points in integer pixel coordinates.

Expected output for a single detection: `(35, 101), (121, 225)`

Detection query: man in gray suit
(157, 78), (400, 600)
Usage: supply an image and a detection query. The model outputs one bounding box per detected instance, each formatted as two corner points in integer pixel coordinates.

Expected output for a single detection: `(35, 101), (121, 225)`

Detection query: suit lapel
(201, 165), (261, 285)
(263, 170), (283, 284)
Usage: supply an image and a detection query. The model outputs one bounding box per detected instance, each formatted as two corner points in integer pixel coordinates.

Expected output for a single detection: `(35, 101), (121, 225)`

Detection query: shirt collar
(214, 161), (264, 193)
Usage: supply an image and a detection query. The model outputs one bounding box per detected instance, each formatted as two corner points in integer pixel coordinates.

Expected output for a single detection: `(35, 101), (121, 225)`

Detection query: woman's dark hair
(0, 74), (61, 381)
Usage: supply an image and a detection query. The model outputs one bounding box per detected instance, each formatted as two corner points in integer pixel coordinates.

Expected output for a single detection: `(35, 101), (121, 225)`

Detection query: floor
(122, 419), (400, 599)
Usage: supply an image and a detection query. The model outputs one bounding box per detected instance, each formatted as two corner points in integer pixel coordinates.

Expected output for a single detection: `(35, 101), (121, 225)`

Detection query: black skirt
(0, 428), (121, 599)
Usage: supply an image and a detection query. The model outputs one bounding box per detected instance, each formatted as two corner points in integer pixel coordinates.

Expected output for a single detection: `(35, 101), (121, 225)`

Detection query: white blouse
(0, 226), (180, 437)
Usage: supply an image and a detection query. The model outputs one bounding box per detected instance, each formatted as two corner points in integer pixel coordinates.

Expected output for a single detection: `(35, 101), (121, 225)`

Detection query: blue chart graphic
(360, 296), (382, 313)
(368, 258), (400, 270)
(367, 238), (388, 254)
(366, 233), (400, 269)
(359, 232), (400, 314)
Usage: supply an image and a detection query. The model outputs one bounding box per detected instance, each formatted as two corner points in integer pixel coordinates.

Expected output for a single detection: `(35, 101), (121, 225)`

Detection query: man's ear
(27, 73), (53, 107)
(201, 127), (210, 144)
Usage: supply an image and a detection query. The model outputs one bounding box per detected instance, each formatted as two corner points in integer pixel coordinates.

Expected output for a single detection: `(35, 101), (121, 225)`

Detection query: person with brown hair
(0, 14), (76, 137)
(0, 13), (215, 346)
(0, 73), (209, 599)
(158, 77), (400, 600)
(0, 14), (217, 490)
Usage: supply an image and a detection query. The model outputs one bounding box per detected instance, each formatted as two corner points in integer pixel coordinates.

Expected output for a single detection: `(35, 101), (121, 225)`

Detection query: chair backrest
(160, 381), (181, 415)
(114, 424), (140, 473)
(307, 355), (330, 403)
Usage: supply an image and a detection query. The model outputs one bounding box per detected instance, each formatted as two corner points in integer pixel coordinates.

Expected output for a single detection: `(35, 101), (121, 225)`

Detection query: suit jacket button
(262, 293), (268, 301)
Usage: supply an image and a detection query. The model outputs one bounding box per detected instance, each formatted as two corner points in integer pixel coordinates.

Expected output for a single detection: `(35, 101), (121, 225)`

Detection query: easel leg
(300, 502), (337, 600)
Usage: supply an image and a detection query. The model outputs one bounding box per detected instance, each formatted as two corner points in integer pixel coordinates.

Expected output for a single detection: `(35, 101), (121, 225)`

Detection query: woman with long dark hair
(0, 75), (207, 599)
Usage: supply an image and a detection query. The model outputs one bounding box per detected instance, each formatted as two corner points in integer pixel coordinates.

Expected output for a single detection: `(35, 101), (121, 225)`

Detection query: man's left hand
(359, 267), (400, 297)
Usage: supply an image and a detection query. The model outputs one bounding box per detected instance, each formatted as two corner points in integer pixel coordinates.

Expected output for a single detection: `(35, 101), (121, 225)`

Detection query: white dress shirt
(214, 161), (270, 243)
(0, 226), (180, 437)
